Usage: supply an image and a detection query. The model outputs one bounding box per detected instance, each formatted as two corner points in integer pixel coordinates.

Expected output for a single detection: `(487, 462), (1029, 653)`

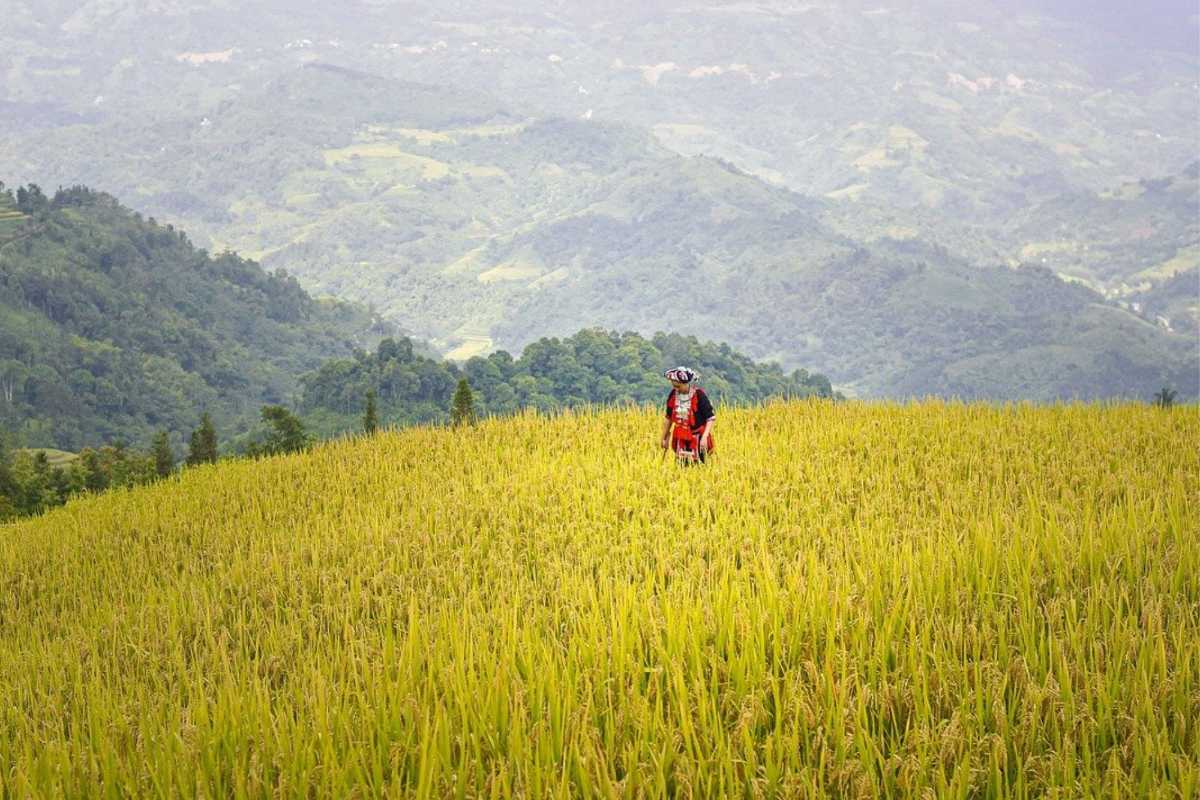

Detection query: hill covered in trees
(495, 214), (1200, 400)
(0, 179), (838, 455)
(298, 328), (835, 436)
(1005, 163), (1199, 295)
(0, 182), (387, 450)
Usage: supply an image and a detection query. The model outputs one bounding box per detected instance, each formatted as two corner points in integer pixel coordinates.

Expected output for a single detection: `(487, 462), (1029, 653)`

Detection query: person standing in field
(660, 367), (715, 463)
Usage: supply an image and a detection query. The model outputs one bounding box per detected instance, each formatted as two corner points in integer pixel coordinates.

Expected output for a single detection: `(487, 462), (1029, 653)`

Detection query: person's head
(665, 367), (699, 391)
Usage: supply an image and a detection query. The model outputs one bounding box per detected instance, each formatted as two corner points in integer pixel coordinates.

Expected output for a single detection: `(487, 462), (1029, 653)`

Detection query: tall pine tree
(151, 431), (174, 478)
(450, 378), (477, 427)
(261, 406), (308, 454)
(187, 413), (218, 465)
(364, 389), (379, 435)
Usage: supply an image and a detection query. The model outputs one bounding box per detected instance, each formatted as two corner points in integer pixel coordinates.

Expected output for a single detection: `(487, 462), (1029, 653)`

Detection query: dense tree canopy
(0, 182), (387, 450)
(299, 328), (835, 435)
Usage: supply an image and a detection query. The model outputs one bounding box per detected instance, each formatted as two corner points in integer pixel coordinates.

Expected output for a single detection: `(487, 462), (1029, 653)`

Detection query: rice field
(1, 401), (1197, 798)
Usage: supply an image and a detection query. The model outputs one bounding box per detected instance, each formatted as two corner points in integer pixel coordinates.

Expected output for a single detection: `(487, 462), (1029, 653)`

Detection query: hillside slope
(1007, 163), (1200, 293)
(0, 184), (387, 450)
(486, 162), (1197, 399)
(0, 189), (24, 242)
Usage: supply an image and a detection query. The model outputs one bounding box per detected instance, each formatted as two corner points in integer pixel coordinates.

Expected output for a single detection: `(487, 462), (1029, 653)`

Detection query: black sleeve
(664, 391), (674, 419)
(694, 390), (715, 426)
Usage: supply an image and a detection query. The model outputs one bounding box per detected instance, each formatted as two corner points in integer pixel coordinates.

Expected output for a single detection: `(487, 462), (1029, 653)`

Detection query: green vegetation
(1, 400), (316, 522)
(493, 209), (1198, 401)
(248, 405), (309, 456)
(0, 185), (25, 242)
(363, 388), (379, 435)
(0, 166), (1191, 487)
(0, 431), (161, 522)
(151, 431), (173, 477)
(27, 447), (77, 469)
(449, 378), (477, 428)
(1126, 266), (1200, 334)
(0, 182), (388, 451)
(298, 327), (835, 435)
(185, 413), (219, 467)
(0, 319), (834, 520)
(1007, 163), (1200, 293)
(1154, 387), (1178, 408)
(0, 177), (845, 488)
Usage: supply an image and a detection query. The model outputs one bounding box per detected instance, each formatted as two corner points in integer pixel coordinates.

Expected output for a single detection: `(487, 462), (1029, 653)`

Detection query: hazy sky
(998, 0), (1198, 52)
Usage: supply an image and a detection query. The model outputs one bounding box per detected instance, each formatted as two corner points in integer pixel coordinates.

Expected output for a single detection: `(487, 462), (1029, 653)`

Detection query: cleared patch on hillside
(825, 182), (870, 199)
(443, 323), (495, 360)
(477, 259), (544, 283)
(323, 142), (452, 181)
(1135, 246), (1199, 282)
(0, 194), (25, 242)
(23, 448), (78, 468)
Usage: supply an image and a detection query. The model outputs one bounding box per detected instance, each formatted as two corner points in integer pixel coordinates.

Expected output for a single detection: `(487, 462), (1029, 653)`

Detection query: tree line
(0, 405), (315, 522)
(0, 376), (484, 521)
(5, 329), (1183, 523)
(298, 327), (835, 437)
(0, 325), (836, 521)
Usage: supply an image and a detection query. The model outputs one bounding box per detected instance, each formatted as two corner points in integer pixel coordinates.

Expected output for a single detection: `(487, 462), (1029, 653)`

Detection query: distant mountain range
(3, 0), (1195, 211)
(1, 2), (1195, 400)
(4, 66), (1195, 401)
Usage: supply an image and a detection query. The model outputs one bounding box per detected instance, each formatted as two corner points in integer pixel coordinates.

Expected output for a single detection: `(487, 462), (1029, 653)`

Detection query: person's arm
(697, 392), (715, 449)
(661, 392), (674, 448)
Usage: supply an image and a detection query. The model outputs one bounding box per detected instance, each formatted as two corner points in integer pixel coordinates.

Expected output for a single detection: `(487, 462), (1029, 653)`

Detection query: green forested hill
(494, 216), (1198, 400)
(298, 328), (834, 436)
(0, 183), (388, 450)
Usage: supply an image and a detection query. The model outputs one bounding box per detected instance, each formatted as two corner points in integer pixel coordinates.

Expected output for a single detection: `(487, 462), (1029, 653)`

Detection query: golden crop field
(1, 401), (1197, 799)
